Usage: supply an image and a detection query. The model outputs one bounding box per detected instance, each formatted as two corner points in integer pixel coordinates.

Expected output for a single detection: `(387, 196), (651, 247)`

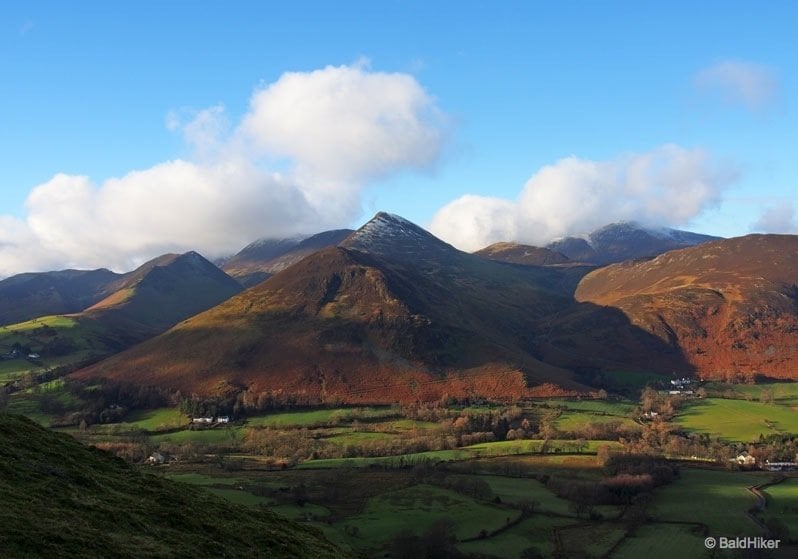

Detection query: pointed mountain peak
(341, 212), (457, 259)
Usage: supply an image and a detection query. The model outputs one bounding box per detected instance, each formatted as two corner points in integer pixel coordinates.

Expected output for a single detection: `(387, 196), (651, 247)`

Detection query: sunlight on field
(675, 398), (798, 441)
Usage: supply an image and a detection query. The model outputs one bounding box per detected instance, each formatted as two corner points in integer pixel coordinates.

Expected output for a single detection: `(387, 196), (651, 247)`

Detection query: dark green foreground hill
(0, 414), (351, 559)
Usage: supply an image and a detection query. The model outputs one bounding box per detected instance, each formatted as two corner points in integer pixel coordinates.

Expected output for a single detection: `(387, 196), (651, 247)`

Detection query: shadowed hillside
(223, 229), (354, 287)
(0, 414), (350, 558)
(0, 268), (122, 326)
(85, 251), (243, 339)
(474, 242), (572, 266)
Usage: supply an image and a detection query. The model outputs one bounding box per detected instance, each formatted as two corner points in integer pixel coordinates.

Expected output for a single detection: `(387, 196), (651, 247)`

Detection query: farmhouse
(733, 451), (757, 467)
(146, 451), (171, 465)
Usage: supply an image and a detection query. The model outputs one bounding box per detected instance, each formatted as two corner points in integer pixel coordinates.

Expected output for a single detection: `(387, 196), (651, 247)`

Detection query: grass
(370, 419), (441, 432)
(535, 398), (636, 416)
(600, 369), (666, 390)
(0, 414), (352, 559)
(649, 468), (765, 536)
(704, 381), (798, 401)
(269, 503), (332, 522)
(558, 523), (627, 557)
(245, 407), (394, 427)
(762, 478), (798, 542)
(613, 523), (709, 559)
(458, 474), (575, 515)
(458, 515), (572, 558)
(554, 410), (641, 432)
(297, 439), (622, 469)
(165, 472), (246, 486)
(344, 483), (516, 547)
(4, 393), (59, 426)
(323, 431), (399, 445)
(125, 408), (186, 431)
(149, 426), (242, 445)
(674, 398), (798, 441)
(205, 487), (270, 507)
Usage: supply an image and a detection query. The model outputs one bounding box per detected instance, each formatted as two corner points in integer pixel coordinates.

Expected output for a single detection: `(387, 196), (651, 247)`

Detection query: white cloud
(752, 203), (797, 233)
(166, 105), (230, 160)
(694, 60), (779, 110)
(239, 62), (447, 193)
(0, 63), (448, 277)
(429, 144), (737, 252)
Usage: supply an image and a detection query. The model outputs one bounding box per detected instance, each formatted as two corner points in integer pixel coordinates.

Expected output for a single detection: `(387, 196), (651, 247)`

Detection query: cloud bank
(429, 144), (738, 252)
(694, 60), (779, 110)
(0, 63), (447, 277)
(752, 203), (798, 234)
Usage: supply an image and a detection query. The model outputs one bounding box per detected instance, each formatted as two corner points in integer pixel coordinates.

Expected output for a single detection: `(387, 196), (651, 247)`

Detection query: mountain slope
(223, 229), (354, 287)
(575, 234), (798, 380)
(76, 213), (599, 401)
(85, 251), (243, 337)
(0, 268), (122, 326)
(0, 253), (244, 379)
(547, 222), (720, 265)
(474, 242), (572, 266)
(0, 414), (350, 559)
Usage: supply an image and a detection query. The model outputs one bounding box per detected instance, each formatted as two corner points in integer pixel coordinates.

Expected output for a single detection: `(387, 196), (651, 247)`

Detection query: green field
(344, 484), (516, 547)
(536, 398), (636, 416)
(613, 523), (709, 559)
(460, 474), (577, 515)
(246, 407), (395, 427)
(554, 410), (641, 432)
(458, 515), (572, 558)
(0, 315), (111, 383)
(675, 398), (798, 441)
(558, 523), (627, 557)
(298, 439), (622, 469)
(150, 426), (242, 445)
(124, 408), (186, 431)
(704, 381), (798, 401)
(762, 478), (798, 542)
(650, 469), (764, 536)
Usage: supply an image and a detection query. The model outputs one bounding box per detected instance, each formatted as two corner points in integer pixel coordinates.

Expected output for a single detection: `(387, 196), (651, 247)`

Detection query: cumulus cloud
(239, 61), (447, 197)
(429, 144), (737, 252)
(752, 203), (798, 233)
(0, 63), (447, 277)
(694, 60), (780, 110)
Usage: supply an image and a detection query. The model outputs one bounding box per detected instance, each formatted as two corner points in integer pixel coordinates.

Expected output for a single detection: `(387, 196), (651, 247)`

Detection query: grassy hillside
(0, 414), (351, 559)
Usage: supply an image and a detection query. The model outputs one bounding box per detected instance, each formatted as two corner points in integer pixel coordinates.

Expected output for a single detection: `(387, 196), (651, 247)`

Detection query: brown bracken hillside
(575, 234), (798, 381)
(75, 214), (600, 401)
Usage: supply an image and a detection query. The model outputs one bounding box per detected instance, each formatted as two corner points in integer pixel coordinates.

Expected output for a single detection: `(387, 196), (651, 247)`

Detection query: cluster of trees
(543, 455), (678, 517)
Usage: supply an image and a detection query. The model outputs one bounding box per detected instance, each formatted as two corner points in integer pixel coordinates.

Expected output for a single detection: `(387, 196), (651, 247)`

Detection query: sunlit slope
(576, 234), (798, 380)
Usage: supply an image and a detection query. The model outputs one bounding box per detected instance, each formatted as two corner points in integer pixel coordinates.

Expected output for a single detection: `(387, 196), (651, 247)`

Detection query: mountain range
(546, 222), (721, 265)
(3, 214), (796, 400)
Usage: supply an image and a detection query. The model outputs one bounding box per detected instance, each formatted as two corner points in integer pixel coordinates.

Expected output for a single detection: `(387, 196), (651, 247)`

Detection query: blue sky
(0, 1), (795, 274)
